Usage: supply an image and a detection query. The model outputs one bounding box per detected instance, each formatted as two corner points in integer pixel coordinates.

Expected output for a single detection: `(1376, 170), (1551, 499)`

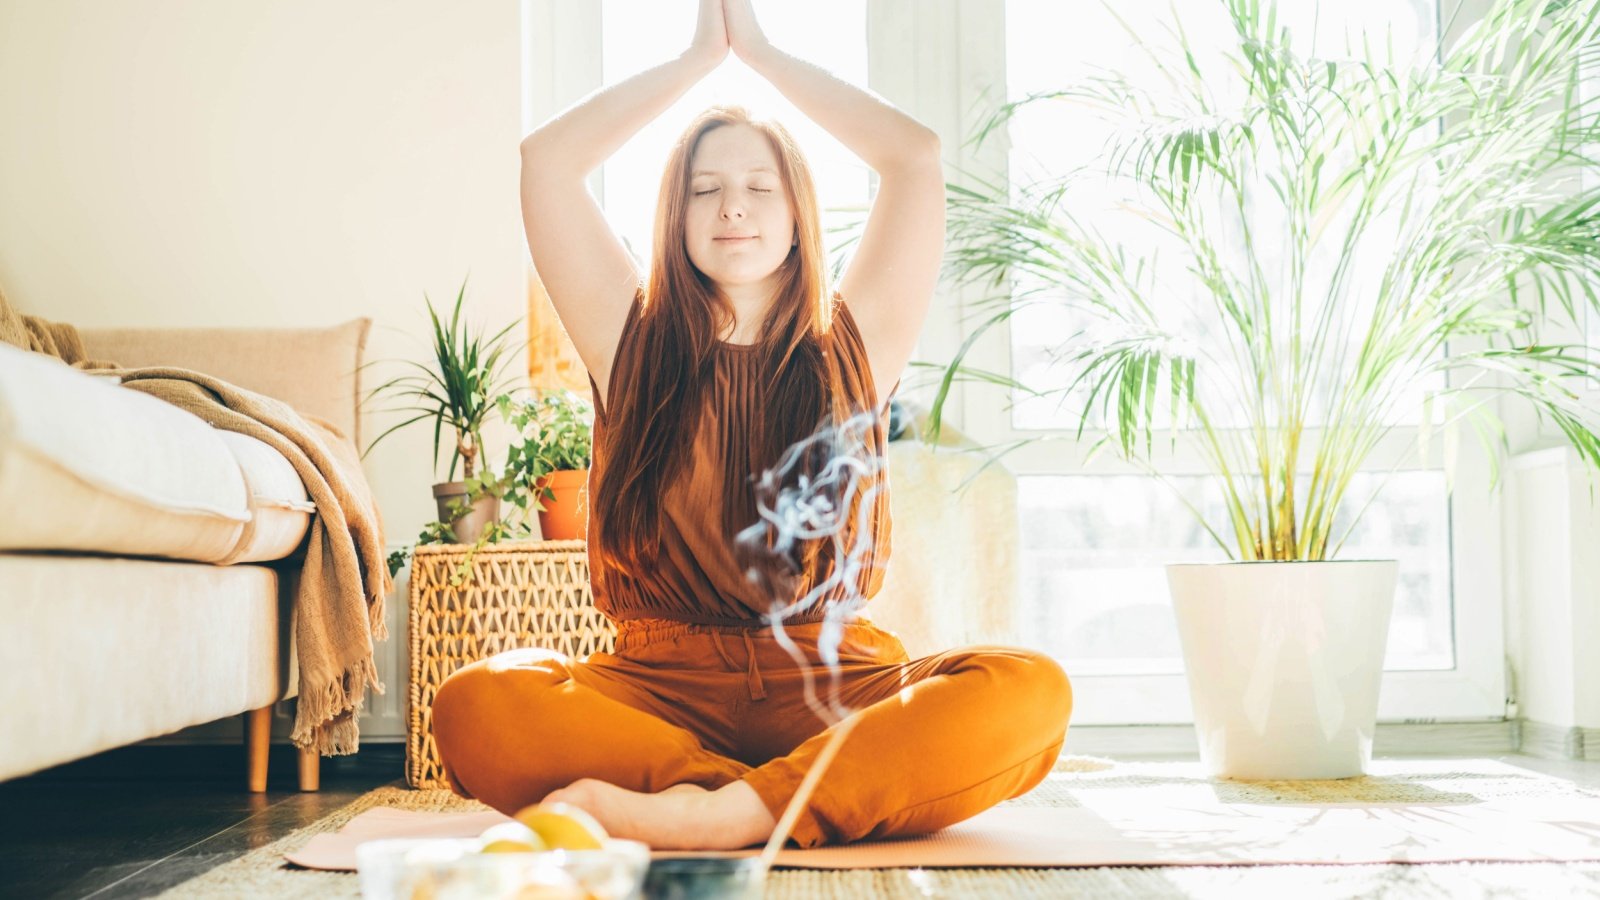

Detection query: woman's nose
(720, 199), (745, 219)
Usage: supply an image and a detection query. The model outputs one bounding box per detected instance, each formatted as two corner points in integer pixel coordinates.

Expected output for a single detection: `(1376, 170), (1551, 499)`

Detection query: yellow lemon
(509, 873), (591, 900)
(512, 802), (608, 851)
(478, 821), (550, 854)
(408, 873), (439, 900)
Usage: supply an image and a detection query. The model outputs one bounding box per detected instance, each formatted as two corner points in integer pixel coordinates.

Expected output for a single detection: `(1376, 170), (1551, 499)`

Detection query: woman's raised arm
(724, 0), (944, 405)
(520, 0), (728, 407)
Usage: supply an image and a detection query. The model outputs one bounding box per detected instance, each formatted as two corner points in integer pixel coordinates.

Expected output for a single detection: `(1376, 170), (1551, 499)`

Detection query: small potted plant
(362, 277), (523, 546)
(497, 388), (594, 541)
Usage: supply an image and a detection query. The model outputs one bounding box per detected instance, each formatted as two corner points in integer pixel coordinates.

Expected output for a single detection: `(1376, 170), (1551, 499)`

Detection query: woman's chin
(702, 267), (782, 288)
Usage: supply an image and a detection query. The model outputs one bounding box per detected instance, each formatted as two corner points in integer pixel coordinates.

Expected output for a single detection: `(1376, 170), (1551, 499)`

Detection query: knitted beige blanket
(0, 289), (392, 756)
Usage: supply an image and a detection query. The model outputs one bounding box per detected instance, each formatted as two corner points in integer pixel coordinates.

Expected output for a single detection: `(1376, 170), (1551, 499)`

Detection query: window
(598, 0), (869, 267)
(528, 1), (1509, 725)
(1584, 52), (1600, 361)
(980, 0), (1503, 722)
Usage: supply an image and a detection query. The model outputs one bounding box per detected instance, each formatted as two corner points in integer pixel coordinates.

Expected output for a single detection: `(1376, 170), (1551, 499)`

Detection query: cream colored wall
(0, 0), (529, 543)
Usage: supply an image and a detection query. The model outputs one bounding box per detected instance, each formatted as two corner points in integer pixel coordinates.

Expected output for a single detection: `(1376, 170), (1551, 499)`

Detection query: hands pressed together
(691, 0), (768, 67)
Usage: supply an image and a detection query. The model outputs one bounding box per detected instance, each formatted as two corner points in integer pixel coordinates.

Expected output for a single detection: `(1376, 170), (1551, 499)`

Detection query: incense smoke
(733, 408), (888, 726)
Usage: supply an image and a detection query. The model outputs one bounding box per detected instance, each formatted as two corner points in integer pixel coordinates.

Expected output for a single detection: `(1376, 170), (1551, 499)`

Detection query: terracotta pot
(431, 481), (500, 545)
(535, 468), (590, 541)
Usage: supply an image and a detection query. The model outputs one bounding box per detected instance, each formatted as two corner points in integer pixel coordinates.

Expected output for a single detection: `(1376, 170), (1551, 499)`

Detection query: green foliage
(930, 0), (1600, 560)
(360, 276), (524, 481)
(495, 389), (595, 517)
(386, 514), (520, 586)
(382, 389), (596, 582)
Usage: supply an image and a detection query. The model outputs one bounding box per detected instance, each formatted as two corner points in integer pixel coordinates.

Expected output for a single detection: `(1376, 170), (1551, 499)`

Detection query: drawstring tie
(711, 630), (768, 701)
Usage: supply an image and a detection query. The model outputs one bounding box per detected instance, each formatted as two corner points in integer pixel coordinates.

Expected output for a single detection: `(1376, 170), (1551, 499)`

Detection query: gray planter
(431, 481), (501, 546)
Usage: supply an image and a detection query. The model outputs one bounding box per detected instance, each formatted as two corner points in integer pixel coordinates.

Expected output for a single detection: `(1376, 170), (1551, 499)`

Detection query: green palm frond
(914, 0), (1600, 560)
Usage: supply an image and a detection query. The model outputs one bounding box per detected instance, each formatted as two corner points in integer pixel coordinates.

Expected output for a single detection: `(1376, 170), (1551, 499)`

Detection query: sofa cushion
(0, 552), (286, 781)
(215, 430), (314, 563)
(0, 342), (250, 561)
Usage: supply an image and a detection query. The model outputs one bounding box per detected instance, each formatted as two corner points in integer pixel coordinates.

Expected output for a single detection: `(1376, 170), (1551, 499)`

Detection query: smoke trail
(732, 407), (888, 727)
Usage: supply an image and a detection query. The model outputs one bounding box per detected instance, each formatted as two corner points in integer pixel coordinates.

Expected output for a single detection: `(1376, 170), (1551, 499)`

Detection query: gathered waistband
(608, 615), (893, 703)
(612, 617), (778, 700)
(610, 615), (831, 648)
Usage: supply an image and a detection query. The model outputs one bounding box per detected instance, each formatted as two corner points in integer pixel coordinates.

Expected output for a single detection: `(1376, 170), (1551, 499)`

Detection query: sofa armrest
(77, 319), (372, 446)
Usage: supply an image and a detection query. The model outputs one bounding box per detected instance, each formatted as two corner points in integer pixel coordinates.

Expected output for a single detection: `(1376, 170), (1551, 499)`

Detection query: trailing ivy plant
(496, 388), (595, 520)
(384, 389), (596, 582)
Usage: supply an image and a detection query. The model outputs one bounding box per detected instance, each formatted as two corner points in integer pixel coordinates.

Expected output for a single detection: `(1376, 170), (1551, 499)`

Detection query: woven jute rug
(156, 755), (1600, 899)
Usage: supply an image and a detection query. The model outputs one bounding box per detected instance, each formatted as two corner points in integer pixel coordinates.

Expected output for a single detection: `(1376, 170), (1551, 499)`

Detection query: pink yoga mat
(285, 795), (1600, 871)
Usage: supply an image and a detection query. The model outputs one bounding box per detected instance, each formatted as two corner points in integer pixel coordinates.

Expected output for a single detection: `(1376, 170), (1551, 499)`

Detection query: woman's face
(683, 124), (796, 290)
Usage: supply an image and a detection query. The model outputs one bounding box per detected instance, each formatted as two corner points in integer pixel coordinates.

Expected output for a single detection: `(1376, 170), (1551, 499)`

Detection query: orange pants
(430, 617), (1073, 848)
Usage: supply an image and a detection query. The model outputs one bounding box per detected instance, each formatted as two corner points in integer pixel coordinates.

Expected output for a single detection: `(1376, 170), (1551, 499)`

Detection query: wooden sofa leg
(245, 705), (271, 792)
(299, 746), (321, 792)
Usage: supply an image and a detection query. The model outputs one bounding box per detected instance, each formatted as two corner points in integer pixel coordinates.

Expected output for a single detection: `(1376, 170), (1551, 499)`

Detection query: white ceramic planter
(1166, 560), (1398, 780)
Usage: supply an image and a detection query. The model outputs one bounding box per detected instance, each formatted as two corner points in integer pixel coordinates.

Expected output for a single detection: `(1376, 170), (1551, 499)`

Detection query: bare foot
(540, 779), (776, 850)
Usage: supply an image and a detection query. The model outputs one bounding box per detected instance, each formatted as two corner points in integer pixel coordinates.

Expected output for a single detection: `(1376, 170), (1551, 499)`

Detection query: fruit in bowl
(512, 803), (608, 851)
(357, 807), (647, 900)
(478, 822), (550, 854)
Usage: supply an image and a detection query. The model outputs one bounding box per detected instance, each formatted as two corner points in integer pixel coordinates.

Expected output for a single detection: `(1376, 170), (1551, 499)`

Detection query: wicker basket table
(405, 539), (614, 789)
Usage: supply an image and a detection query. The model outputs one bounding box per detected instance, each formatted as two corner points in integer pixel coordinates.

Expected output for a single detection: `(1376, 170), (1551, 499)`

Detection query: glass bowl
(642, 857), (767, 900)
(356, 837), (651, 900)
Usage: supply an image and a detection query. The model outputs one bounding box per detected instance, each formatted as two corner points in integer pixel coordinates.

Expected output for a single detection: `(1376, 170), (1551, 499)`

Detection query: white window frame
(869, 0), (1508, 726)
(524, 0), (1511, 726)
(1582, 31), (1600, 385)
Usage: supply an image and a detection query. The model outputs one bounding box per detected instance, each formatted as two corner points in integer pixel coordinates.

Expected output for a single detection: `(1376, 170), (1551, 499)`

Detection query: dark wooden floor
(0, 741), (404, 899)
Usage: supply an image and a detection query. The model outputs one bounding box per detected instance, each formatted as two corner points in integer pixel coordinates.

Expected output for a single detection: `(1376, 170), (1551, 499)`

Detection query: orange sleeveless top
(583, 291), (898, 627)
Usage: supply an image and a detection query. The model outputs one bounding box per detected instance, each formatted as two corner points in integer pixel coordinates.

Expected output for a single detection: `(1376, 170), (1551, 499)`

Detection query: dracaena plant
(361, 277), (523, 483)
(927, 0), (1600, 561)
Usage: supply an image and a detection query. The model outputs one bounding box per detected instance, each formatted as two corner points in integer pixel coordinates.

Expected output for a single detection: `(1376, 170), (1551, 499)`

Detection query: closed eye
(694, 188), (719, 196)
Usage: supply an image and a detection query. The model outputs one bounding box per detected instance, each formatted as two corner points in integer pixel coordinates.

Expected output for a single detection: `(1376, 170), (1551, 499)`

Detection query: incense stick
(756, 711), (861, 870)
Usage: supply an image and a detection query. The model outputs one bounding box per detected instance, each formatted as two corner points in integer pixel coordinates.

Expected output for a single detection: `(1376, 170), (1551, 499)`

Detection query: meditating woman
(430, 0), (1073, 850)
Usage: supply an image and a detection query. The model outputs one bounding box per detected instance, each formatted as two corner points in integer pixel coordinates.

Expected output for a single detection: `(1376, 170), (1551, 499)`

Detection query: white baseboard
(1517, 719), (1600, 761)
(1065, 720), (1522, 758)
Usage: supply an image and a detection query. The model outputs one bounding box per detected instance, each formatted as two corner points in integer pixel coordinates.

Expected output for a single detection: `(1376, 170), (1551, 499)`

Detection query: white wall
(0, 0), (529, 543)
(1506, 447), (1600, 732)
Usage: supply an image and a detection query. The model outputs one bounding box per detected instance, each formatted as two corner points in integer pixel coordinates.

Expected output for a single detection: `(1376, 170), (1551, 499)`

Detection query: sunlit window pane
(600, 0), (869, 267)
(1017, 471), (1453, 676)
(1004, 0), (1443, 433)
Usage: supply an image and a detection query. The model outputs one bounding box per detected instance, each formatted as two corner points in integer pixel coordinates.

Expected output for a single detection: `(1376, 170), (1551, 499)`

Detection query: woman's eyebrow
(691, 166), (779, 177)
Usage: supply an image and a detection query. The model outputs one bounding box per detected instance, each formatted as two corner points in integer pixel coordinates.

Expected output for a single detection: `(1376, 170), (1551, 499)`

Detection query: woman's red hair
(592, 106), (852, 570)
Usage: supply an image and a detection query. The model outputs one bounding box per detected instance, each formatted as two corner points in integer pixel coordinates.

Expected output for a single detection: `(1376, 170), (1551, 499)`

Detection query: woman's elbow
(893, 127), (942, 174)
(520, 131), (549, 161)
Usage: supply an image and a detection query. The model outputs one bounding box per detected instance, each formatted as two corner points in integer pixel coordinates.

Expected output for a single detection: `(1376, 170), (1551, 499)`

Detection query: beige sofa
(0, 319), (371, 791)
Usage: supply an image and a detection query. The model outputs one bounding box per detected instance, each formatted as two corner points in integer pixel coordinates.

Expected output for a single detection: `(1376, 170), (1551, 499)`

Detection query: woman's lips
(715, 235), (757, 243)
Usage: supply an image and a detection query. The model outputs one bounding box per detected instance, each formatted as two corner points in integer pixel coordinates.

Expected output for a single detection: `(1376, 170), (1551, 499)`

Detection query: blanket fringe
(291, 654), (385, 756)
(368, 588), (390, 642)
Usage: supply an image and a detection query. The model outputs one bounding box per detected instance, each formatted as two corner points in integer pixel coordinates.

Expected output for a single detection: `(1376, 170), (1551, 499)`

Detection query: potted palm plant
(497, 388), (594, 541)
(363, 277), (523, 546)
(930, 0), (1600, 779)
